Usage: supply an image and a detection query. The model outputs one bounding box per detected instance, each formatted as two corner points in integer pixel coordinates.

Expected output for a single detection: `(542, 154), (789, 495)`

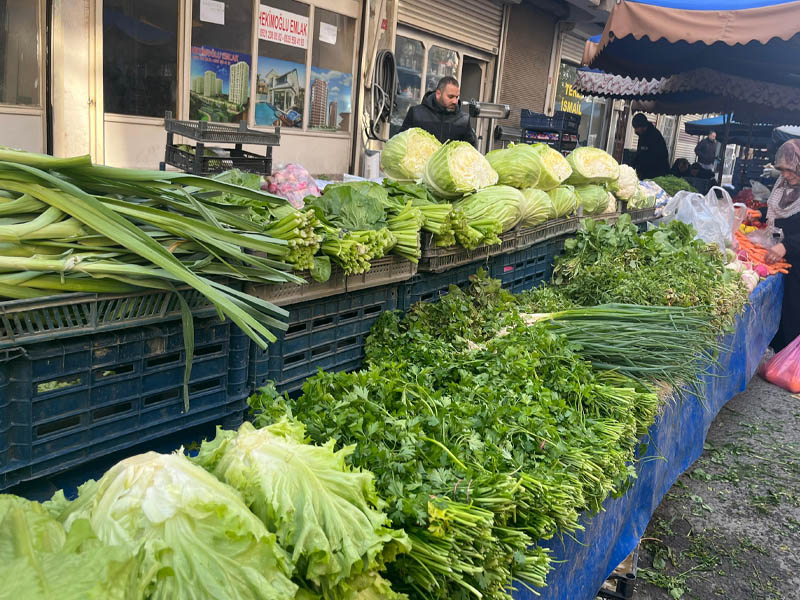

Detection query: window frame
(249, 0), (360, 137)
(96, 0), (359, 140)
(0, 0), (46, 110)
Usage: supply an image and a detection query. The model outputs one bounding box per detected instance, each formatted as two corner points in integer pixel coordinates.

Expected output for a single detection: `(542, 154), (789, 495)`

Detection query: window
(425, 46), (458, 93)
(0, 0), (40, 106)
(190, 0), (253, 123)
(578, 97), (610, 149)
(254, 0), (309, 128)
(390, 36), (423, 135)
(103, 0), (179, 117)
(309, 8), (356, 132)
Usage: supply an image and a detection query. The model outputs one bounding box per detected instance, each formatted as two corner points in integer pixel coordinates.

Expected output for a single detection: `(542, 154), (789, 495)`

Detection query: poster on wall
(255, 57), (306, 127)
(258, 5), (309, 49)
(189, 46), (252, 123)
(308, 68), (352, 131)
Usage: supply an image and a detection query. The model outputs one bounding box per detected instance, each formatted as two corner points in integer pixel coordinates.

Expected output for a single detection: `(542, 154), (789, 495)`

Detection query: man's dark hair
(436, 76), (460, 92)
(632, 113), (650, 128)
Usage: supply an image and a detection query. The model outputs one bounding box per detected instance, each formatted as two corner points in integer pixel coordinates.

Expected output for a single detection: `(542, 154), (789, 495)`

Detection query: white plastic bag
(750, 180), (771, 202)
(662, 186), (736, 250)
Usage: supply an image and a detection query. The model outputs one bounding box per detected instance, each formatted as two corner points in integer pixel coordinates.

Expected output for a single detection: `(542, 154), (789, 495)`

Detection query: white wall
(51, 0), (91, 158)
(0, 112), (45, 153)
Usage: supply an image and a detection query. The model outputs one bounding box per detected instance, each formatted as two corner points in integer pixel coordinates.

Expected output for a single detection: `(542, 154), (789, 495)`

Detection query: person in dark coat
(631, 113), (670, 179)
(689, 162), (715, 179)
(399, 76), (477, 147)
(694, 131), (718, 171)
(766, 140), (800, 351)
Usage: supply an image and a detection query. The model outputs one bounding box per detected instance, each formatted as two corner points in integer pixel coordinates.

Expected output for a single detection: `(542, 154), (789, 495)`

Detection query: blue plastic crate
(0, 316), (250, 491)
(490, 239), (565, 294)
(399, 262), (490, 312)
(250, 285), (398, 397)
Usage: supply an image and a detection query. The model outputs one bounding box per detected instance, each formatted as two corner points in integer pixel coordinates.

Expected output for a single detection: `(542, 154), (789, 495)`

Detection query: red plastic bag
(759, 336), (800, 393)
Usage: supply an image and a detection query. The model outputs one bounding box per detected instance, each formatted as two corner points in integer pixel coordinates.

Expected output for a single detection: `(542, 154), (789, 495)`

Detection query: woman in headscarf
(765, 139), (800, 351)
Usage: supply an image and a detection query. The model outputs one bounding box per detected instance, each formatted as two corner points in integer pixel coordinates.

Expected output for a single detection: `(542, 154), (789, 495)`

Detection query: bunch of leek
(0, 148), (306, 404)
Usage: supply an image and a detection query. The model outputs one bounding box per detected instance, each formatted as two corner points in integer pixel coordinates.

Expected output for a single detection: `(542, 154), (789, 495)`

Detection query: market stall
(0, 127), (786, 600)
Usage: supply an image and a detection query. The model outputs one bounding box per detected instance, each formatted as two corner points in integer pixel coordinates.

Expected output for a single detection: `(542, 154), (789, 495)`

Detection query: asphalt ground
(631, 374), (800, 600)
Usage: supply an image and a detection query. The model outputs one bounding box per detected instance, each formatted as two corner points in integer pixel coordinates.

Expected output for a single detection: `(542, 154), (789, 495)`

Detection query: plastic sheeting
(515, 274), (785, 600)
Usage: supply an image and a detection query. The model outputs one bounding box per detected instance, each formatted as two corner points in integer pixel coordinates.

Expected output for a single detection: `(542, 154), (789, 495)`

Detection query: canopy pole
(717, 113), (731, 186)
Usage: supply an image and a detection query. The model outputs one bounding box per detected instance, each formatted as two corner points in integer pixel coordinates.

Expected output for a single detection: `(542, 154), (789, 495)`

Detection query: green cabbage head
(575, 184), (612, 216)
(566, 147), (620, 185)
(381, 128), (442, 181)
(47, 452), (297, 600)
(547, 185), (578, 218)
(520, 188), (553, 226)
(485, 143), (542, 188)
(530, 144), (573, 190)
(423, 141), (498, 198)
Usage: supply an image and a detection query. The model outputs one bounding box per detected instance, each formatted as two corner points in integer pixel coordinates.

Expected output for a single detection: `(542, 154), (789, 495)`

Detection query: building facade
(1, 0), (615, 175)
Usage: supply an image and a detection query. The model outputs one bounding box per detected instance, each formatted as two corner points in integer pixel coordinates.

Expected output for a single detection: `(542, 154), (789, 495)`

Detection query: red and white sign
(258, 5), (309, 49)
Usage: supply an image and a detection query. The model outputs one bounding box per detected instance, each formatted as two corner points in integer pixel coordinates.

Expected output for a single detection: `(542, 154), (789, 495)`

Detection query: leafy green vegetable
(574, 184), (611, 216)
(548, 185), (578, 217)
(519, 187), (553, 226)
(250, 274), (663, 599)
(566, 147), (620, 185)
(381, 128), (442, 181)
(452, 185), (523, 249)
(307, 182), (389, 230)
(553, 215), (748, 330)
(530, 144), (573, 190)
(47, 452), (298, 600)
(192, 420), (410, 599)
(422, 141), (498, 199)
(651, 175), (697, 196)
(0, 495), (143, 600)
(485, 143), (542, 188)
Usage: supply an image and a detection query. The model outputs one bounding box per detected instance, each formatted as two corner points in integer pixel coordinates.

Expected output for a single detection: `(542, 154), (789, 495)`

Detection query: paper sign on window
(200, 0), (225, 25)
(319, 22), (337, 45)
(258, 4), (309, 49)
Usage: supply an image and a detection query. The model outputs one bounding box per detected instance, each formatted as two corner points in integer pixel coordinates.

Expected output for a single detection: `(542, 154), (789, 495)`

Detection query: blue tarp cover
(516, 274), (784, 600)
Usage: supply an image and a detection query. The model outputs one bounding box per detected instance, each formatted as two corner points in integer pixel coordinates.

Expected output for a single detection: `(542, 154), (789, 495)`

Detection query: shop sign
(555, 62), (583, 115)
(258, 5), (309, 49)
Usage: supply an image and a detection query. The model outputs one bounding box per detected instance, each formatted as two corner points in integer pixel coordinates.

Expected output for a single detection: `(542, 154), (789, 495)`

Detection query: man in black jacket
(694, 131), (717, 171)
(631, 113), (670, 179)
(399, 76), (477, 147)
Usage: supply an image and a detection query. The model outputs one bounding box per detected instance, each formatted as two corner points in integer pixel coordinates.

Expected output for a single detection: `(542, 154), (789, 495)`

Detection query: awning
(683, 116), (775, 146)
(584, 0), (800, 86)
(574, 68), (800, 125)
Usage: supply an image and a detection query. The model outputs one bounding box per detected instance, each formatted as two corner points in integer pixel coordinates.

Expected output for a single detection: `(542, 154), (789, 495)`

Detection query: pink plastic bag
(262, 163), (319, 210)
(758, 335), (800, 393)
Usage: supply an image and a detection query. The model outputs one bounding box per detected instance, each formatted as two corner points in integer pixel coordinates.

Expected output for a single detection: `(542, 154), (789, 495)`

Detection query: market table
(517, 274), (785, 600)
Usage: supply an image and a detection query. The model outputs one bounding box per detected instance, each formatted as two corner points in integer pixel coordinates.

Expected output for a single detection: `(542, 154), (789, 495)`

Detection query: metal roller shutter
(398, 0), (504, 54)
(675, 115), (703, 161)
(496, 2), (556, 128)
(561, 33), (586, 66)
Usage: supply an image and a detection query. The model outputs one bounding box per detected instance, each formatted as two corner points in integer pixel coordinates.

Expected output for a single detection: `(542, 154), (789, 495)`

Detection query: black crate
(551, 111), (582, 133)
(520, 109), (553, 130)
(249, 285), (398, 397)
(165, 144), (272, 176)
(399, 263), (490, 312)
(0, 286), (222, 350)
(418, 230), (516, 273)
(164, 111), (280, 145)
(490, 239), (566, 294)
(0, 316), (250, 491)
